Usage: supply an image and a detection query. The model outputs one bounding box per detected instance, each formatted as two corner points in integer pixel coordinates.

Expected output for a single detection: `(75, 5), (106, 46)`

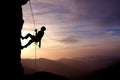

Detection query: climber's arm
(35, 29), (37, 36)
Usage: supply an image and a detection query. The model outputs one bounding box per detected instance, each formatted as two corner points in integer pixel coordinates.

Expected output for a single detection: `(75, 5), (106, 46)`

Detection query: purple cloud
(58, 36), (80, 44)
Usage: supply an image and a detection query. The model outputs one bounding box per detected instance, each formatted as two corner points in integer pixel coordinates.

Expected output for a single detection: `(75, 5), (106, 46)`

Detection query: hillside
(22, 55), (120, 80)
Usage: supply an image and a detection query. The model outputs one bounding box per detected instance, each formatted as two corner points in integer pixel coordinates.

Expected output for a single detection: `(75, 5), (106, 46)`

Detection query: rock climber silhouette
(21, 26), (46, 49)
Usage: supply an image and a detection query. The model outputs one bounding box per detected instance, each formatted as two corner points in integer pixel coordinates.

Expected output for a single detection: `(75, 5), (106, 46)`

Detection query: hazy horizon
(22, 55), (120, 80)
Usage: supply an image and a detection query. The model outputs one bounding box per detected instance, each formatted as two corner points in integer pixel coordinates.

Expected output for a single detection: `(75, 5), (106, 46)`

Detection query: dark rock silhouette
(84, 62), (120, 80)
(23, 71), (69, 80)
(16, 0), (29, 79)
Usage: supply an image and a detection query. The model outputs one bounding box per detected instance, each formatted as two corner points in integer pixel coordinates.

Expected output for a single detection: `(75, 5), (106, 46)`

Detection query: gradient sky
(21, 0), (120, 60)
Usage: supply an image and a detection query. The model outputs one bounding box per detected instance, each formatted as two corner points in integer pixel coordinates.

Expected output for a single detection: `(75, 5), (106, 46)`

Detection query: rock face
(16, 0), (29, 79)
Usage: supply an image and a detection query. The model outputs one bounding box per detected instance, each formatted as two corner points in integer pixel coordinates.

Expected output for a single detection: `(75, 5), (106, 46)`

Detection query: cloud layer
(21, 0), (120, 59)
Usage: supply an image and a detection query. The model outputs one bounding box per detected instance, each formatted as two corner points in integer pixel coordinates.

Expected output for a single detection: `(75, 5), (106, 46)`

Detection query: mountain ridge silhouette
(22, 55), (120, 80)
(23, 71), (69, 80)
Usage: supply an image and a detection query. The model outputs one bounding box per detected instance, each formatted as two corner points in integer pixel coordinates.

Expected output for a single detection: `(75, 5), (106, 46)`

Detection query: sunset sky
(21, 0), (120, 60)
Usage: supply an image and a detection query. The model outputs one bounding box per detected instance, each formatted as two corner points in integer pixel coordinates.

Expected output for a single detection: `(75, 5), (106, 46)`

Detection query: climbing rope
(29, 0), (37, 72)
(29, 0), (36, 29)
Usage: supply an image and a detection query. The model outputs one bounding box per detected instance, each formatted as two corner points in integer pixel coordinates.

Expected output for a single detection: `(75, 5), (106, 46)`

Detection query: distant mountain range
(22, 55), (120, 80)
(23, 71), (69, 80)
